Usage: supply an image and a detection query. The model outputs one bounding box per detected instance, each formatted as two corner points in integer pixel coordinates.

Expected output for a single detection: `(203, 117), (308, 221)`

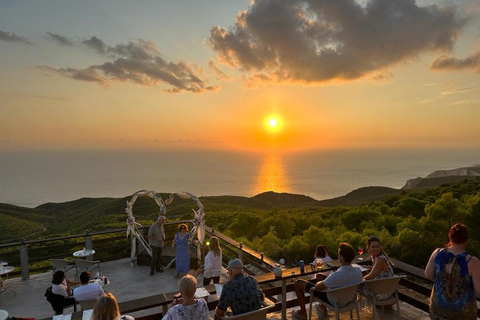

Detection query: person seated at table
(91, 292), (135, 320)
(73, 271), (105, 301)
(162, 274), (209, 320)
(198, 236), (222, 286)
(51, 270), (80, 306)
(358, 236), (394, 301)
(312, 245), (332, 268)
(292, 243), (363, 320)
(215, 258), (264, 319)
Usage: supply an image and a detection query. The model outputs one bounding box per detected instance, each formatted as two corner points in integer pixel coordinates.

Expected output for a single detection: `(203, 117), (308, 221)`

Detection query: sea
(1, 148), (479, 208)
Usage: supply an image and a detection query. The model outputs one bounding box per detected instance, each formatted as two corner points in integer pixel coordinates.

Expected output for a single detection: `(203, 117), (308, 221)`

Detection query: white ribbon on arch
(125, 190), (205, 265)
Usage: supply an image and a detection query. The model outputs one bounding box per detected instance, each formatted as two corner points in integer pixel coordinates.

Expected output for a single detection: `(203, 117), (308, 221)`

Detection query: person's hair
(448, 223), (469, 245)
(80, 271), (91, 284)
(209, 237), (222, 257)
(178, 223), (189, 232)
(314, 245), (331, 259)
(91, 292), (120, 320)
(52, 270), (65, 285)
(178, 274), (197, 299)
(338, 243), (355, 263)
(366, 236), (394, 267)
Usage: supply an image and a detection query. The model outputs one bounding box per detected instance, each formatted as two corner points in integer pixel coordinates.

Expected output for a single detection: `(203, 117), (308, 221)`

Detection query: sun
(269, 118), (278, 127)
(264, 115), (283, 134)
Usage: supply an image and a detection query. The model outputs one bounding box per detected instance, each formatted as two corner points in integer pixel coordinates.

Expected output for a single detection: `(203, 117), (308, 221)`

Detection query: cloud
(34, 65), (109, 86)
(37, 38), (219, 94)
(452, 99), (480, 105)
(208, 58), (232, 81)
(45, 32), (74, 46)
(83, 36), (108, 55)
(0, 30), (32, 44)
(208, 0), (464, 86)
(430, 51), (480, 73)
(441, 87), (477, 95)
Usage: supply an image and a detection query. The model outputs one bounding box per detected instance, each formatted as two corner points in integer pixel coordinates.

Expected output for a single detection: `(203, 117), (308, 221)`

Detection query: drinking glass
(358, 246), (364, 260)
(316, 259), (323, 270)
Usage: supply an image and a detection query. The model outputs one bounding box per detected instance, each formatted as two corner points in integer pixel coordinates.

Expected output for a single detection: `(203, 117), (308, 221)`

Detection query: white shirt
(73, 283), (104, 301)
(52, 283), (68, 297)
(162, 298), (209, 320)
(204, 250), (222, 279)
(323, 264), (363, 306)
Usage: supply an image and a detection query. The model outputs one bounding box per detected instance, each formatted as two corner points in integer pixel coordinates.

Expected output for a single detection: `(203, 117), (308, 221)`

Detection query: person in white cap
(148, 216), (165, 276)
(215, 258), (264, 318)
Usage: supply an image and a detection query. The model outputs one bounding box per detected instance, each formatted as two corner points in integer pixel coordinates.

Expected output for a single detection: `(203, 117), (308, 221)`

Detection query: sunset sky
(1, 0), (480, 152)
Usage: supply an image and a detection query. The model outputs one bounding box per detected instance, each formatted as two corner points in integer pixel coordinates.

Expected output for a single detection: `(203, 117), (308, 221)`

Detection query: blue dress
(175, 232), (190, 274)
(429, 248), (476, 320)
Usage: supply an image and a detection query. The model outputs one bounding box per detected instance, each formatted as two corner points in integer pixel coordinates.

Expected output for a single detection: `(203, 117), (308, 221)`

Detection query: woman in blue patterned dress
(172, 224), (190, 278)
(425, 223), (480, 320)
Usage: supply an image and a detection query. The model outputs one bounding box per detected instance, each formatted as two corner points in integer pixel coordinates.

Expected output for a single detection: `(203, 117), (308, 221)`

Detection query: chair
(44, 286), (77, 315)
(219, 305), (273, 320)
(308, 282), (362, 320)
(49, 259), (76, 275)
(363, 275), (406, 320)
(74, 259), (101, 280)
(79, 299), (97, 310)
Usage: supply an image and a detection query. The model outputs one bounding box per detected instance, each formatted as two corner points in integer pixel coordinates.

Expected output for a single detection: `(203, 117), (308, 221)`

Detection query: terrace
(0, 222), (477, 320)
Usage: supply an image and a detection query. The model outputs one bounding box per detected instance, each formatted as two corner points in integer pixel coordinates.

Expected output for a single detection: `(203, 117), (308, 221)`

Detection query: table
(73, 249), (95, 257)
(0, 266), (16, 295)
(90, 277), (110, 288)
(0, 310), (8, 320)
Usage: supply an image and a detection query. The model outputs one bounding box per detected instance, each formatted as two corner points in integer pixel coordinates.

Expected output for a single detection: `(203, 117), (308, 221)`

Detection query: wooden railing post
(85, 231), (93, 261)
(281, 278), (287, 320)
(19, 238), (29, 280)
(238, 242), (244, 263)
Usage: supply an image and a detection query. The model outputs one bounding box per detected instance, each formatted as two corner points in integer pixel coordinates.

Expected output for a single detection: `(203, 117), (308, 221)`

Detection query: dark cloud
(430, 51), (480, 73)
(208, 58), (232, 81)
(208, 0), (464, 86)
(45, 32), (74, 46)
(34, 65), (108, 86)
(83, 36), (108, 55)
(37, 39), (218, 93)
(0, 30), (32, 44)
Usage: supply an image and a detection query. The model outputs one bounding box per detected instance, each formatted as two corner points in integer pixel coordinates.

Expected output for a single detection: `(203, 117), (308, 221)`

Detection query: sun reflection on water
(254, 154), (289, 195)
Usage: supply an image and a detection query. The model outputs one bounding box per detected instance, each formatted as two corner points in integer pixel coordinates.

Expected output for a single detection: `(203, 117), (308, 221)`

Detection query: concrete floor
(0, 258), (432, 320)
(0, 258), (230, 319)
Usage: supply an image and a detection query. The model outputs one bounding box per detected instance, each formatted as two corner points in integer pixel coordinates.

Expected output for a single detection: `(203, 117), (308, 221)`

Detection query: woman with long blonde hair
(201, 236), (222, 286)
(91, 293), (134, 320)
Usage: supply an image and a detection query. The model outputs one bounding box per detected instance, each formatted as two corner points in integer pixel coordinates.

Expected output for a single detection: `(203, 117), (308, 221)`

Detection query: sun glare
(265, 115), (282, 134)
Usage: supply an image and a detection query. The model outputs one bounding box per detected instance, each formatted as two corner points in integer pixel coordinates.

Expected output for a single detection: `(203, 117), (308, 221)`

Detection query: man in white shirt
(73, 271), (104, 301)
(292, 243), (363, 320)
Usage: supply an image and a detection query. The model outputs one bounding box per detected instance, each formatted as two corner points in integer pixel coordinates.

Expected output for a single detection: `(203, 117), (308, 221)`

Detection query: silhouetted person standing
(149, 216), (165, 276)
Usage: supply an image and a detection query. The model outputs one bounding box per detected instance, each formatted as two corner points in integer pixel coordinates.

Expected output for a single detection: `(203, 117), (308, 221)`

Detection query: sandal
(292, 309), (308, 320)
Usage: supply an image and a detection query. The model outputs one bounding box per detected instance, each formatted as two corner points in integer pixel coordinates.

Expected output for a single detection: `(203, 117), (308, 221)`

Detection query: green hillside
(2, 177), (480, 270)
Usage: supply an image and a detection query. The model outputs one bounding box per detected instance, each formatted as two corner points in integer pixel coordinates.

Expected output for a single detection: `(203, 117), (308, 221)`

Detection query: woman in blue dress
(172, 223), (190, 278)
(425, 223), (479, 320)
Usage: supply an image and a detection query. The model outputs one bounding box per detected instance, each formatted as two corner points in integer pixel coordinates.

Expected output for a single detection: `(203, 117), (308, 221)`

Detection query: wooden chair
(74, 259), (101, 280)
(49, 259), (76, 275)
(79, 299), (97, 310)
(308, 282), (362, 320)
(219, 304), (273, 320)
(363, 275), (406, 320)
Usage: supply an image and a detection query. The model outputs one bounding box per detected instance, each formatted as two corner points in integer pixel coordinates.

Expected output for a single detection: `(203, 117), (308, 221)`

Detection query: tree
(425, 192), (466, 235)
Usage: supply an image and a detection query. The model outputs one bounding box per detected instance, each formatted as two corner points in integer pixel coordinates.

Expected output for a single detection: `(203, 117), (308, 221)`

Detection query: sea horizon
(1, 147), (479, 208)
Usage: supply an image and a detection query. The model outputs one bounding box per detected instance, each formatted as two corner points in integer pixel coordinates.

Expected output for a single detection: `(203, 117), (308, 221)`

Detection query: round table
(0, 266), (14, 277)
(0, 310), (9, 320)
(73, 249), (96, 257)
(0, 267), (16, 296)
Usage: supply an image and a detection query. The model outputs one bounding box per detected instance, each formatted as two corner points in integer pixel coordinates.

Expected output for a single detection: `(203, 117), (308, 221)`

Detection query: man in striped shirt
(292, 243), (362, 320)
